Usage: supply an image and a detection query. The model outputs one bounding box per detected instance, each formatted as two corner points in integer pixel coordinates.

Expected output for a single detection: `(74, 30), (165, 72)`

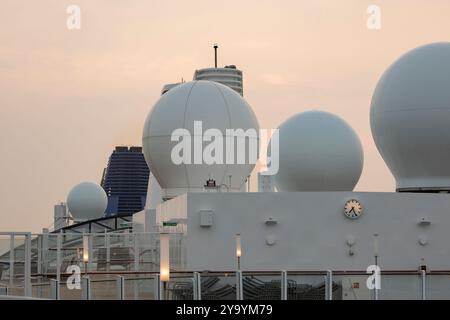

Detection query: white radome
(142, 80), (259, 198)
(273, 110), (363, 192)
(371, 42), (450, 191)
(67, 182), (108, 220)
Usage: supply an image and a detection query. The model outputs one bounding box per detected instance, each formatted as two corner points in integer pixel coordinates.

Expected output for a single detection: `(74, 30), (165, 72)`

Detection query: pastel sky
(1, 0), (450, 232)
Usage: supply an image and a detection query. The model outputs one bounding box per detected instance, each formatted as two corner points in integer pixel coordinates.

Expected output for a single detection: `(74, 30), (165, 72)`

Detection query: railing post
(236, 271), (243, 300)
(42, 230), (49, 275)
(374, 270), (380, 301)
(50, 279), (60, 300)
(154, 274), (162, 300)
(56, 233), (62, 282)
(9, 234), (14, 287)
(106, 233), (110, 272)
(116, 276), (125, 300)
(193, 272), (201, 300)
(88, 234), (93, 272)
(325, 270), (332, 300)
(82, 276), (91, 300)
(24, 233), (32, 297)
(134, 234), (139, 271)
(37, 236), (42, 276)
(134, 235), (140, 299)
(160, 281), (168, 300)
(421, 270), (427, 300)
(281, 270), (288, 300)
(181, 234), (187, 269)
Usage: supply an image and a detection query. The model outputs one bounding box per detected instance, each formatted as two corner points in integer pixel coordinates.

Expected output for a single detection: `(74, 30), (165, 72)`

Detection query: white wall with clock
(155, 191), (449, 272)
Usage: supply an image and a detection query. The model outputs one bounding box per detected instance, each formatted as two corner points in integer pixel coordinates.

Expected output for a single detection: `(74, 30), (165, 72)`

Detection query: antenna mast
(213, 43), (218, 68)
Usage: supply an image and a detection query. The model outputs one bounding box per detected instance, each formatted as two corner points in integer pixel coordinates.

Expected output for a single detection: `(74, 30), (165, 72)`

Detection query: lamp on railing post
(236, 233), (241, 271)
(83, 234), (89, 276)
(235, 233), (243, 300)
(373, 233), (379, 267)
(373, 233), (379, 300)
(160, 232), (170, 300)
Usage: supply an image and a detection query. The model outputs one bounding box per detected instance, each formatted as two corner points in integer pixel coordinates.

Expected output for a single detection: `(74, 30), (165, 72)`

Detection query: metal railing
(0, 268), (446, 300)
(0, 232), (449, 300)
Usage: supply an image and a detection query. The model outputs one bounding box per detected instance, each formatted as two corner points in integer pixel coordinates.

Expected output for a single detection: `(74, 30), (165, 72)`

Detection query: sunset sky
(1, 0), (450, 232)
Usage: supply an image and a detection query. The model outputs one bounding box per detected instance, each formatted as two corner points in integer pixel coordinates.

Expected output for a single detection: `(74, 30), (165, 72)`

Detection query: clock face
(344, 199), (363, 219)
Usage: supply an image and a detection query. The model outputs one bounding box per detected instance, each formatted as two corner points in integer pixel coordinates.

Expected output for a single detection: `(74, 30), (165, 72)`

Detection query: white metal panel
(169, 191), (450, 271)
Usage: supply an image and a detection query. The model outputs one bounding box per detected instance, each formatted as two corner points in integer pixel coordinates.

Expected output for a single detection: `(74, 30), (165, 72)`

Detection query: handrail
(29, 269), (450, 278)
(0, 295), (49, 300)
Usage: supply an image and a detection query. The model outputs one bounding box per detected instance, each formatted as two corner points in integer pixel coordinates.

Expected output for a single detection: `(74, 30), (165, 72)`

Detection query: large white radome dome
(142, 80), (259, 198)
(67, 182), (108, 221)
(273, 110), (363, 192)
(371, 42), (450, 192)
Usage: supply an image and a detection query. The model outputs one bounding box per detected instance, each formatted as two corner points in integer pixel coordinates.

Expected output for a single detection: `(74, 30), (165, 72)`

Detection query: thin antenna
(213, 43), (218, 68)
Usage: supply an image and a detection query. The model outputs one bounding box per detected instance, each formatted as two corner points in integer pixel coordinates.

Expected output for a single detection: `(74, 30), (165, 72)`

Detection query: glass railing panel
(426, 274), (450, 300)
(242, 272), (281, 300)
(124, 275), (150, 300)
(31, 281), (51, 299)
(129, 276), (156, 300)
(167, 274), (195, 300)
(199, 272), (236, 300)
(107, 234), (134, 272)
(0, 235), (12, 284)
(379, 274), (422, 300)
(333, 273), (368, 300)
(90, 277), (118, 300)
(43, 234), (58, 276)
(7, 286), (24, 297)
(59, 280), (82, 300)
(284, 273), (329, 300)
(1, 235), (26, 296)
(136, 233), (159, 272)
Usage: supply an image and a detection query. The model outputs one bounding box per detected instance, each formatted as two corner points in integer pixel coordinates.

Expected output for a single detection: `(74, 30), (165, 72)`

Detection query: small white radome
(273, 110), (363, 192)
(67, 182), (107, 220)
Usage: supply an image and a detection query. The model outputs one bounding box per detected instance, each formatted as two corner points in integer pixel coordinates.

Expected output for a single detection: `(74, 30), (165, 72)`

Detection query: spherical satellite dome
(142, 80), (259, 198)
(371, 42), (450, 192)
(273, 110), (363, 192)
(67, 182), (108, 220)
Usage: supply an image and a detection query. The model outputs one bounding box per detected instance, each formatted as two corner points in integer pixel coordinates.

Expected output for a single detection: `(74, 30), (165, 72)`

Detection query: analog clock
(344, 199), (363, 219)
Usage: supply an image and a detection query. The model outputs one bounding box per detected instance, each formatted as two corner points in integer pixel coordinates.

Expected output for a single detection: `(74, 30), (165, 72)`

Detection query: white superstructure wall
(156, 192), (450, 272)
